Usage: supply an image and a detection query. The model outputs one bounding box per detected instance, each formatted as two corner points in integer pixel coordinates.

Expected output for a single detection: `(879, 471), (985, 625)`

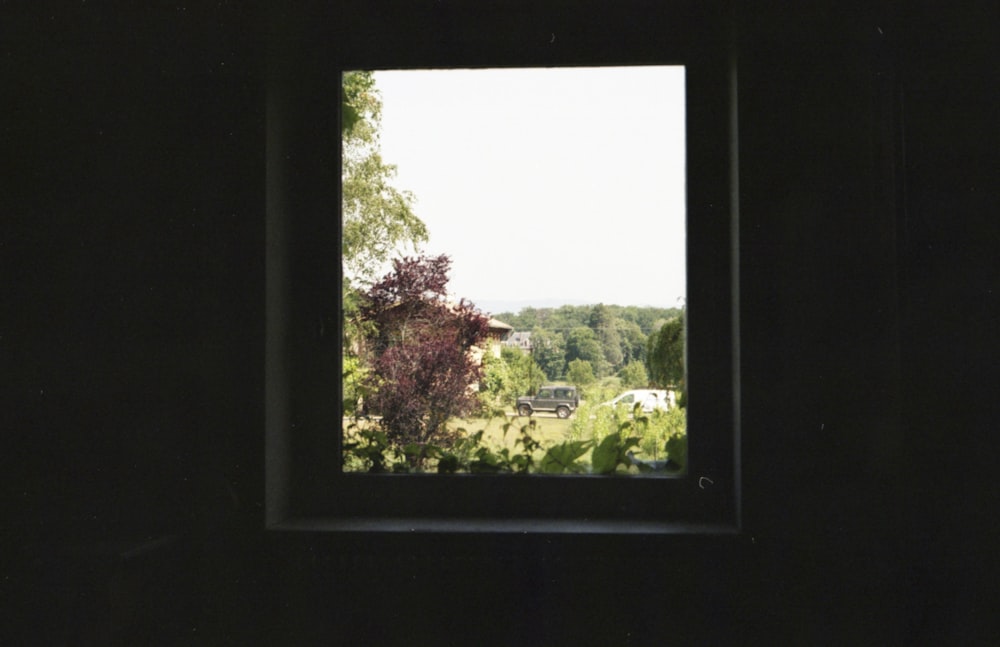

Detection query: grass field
(342, 411), (577, 469)
(448, 413), (576, 451)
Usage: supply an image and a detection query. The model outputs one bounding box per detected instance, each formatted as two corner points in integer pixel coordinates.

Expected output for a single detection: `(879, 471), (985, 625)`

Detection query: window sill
(269, 516), (740, 535)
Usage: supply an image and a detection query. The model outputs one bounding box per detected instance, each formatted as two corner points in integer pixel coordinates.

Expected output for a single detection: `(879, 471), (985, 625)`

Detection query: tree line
(492, 303), (685, 392)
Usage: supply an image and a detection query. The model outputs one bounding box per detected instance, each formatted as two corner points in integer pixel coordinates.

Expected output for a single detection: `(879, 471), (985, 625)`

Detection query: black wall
(3, 5), (265, 642)
(3, 2), (998, 644)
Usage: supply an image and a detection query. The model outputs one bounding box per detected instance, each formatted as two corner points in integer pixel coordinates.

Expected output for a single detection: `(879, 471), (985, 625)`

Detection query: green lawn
(447, 413), (576, 451)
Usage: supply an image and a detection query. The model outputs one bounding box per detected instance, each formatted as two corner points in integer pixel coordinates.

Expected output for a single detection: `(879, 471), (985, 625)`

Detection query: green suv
(516, 385), (579, 419)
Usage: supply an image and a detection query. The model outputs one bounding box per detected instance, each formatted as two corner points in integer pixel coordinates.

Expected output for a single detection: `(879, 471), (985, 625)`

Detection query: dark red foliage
(362, 255), (451, 314)
(360, 255), (491, 445)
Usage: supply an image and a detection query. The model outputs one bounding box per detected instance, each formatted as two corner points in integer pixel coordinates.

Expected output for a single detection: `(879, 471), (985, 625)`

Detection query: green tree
(548, 305), (591, 335)
(647, 313), (685, 393)
(342, 71), (427, 285)
(618, 361), (649, 389)
(478, 351), (514, 409)
(618, 319), (647, 364)
(566, 358), (596, 389)
(566, 326), (606, 375)
(513, 306), (540, 330)
(480, 347), (545, 409)
(529, 327), (566, 380)
(507, 347), (546, 396)
(589, 304), (625, 372)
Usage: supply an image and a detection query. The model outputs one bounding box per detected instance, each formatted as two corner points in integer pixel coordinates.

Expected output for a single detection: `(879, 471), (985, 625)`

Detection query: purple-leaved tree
(360, 255), (491, 447)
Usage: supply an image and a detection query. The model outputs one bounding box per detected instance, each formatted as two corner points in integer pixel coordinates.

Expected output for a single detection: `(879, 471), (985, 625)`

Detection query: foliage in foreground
(570, 399), (687, 463)
(343, 404), (686, 475)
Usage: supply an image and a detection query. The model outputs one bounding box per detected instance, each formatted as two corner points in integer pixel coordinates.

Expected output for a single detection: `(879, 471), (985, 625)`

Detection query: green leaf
(361, 429), (388, 448)
(540, 440), (592, 474)
(591, 434), (622, 474)
(665, 432), (687, 470)
(592, 433), (641, 474)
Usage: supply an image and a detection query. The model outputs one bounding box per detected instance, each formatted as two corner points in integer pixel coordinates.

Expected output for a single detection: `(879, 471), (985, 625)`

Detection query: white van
(603, 389), (674, 413)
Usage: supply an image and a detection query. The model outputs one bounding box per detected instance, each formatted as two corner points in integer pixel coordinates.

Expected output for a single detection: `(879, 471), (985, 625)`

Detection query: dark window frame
(266, 1), (740, 534)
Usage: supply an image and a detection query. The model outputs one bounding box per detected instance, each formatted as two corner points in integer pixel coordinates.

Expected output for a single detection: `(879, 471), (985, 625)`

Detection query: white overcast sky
(371, 66), (686, 314)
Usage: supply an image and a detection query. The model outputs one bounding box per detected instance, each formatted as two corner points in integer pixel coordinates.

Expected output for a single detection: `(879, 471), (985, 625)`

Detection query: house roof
(487, 318), (513, 340)
(488, 318), (513, 331)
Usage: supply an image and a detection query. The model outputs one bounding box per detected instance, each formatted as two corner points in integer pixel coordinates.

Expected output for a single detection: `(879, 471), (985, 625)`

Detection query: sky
(371, 66), (686, 314)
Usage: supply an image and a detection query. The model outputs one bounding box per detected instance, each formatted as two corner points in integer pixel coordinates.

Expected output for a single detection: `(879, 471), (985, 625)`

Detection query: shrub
(360, 255), (491, 448)
(569, 399), (687, 468)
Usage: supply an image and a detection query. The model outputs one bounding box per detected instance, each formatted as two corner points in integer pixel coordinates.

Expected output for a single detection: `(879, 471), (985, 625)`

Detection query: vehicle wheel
(517, 404), (532, 417)
(556, 406), (571, 419)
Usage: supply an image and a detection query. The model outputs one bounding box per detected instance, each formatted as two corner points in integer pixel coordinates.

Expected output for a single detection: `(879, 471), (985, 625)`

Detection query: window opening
(341, 66), (687, 476)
